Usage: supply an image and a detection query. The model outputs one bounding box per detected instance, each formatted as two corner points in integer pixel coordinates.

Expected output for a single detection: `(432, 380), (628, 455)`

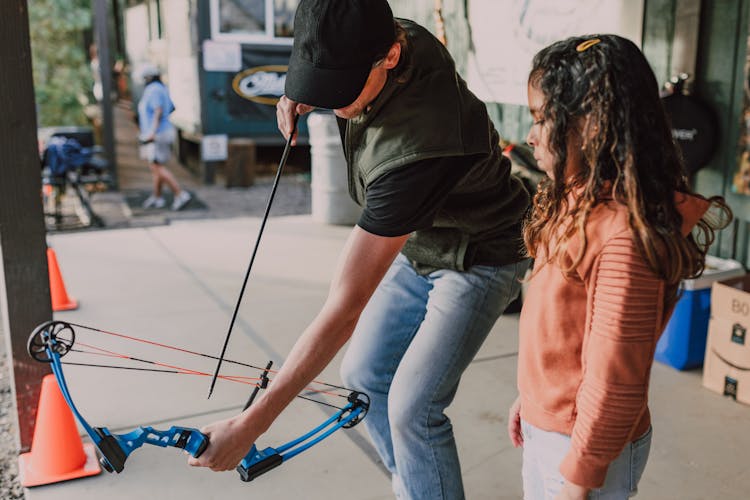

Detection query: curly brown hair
(524, 34), (731, 303)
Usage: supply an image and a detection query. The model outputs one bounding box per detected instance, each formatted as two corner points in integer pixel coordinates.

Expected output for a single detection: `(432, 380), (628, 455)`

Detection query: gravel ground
(44, 173), (314, 233)
(0, 332), (25, 500)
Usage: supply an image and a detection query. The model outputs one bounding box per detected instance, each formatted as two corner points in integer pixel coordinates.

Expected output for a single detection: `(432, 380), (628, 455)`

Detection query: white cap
(137, 62), (161, 79)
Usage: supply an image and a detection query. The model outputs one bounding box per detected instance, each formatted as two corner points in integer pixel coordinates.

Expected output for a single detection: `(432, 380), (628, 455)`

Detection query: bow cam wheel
(27, 321), (76, 362)
(342, 391), (370, 428)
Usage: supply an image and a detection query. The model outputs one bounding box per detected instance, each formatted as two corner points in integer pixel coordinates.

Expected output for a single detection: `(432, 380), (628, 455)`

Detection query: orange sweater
(518, 194), (708, 488)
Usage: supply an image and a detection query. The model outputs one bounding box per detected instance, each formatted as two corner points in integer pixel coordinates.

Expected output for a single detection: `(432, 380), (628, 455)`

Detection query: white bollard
(307, 112), (362, 225)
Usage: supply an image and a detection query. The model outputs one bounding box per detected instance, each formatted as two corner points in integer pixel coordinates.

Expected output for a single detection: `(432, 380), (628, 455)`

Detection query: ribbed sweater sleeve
(559, 232), (663, 488)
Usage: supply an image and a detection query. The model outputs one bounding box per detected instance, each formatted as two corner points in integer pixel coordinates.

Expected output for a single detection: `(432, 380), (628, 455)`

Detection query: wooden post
(0, 0), (53, 452)
(95, 0), (118, 189)
(225, 138), (258, 188)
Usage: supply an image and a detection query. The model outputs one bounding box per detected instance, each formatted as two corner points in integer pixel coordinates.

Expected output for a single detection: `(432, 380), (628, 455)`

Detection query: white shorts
(140, 128), (175, 165)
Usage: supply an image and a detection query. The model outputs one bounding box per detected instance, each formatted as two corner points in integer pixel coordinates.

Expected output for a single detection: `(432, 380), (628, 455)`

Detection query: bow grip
(178, 427), (210, 458)
(236, 444), (283, 482)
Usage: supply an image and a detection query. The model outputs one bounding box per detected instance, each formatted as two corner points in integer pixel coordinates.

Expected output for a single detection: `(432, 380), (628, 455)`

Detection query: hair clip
(576, 38), (601, 52)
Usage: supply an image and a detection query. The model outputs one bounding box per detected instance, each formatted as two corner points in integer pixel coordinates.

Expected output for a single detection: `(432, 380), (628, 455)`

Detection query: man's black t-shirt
(336, 116), (469, 237)
(358, 157), (468, 236)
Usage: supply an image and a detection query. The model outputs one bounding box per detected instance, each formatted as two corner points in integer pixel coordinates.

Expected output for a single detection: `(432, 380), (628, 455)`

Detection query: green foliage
(29, 0), (93, 126)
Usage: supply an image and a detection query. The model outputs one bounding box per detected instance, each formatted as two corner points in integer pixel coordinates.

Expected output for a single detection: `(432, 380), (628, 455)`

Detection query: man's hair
(523, 34), (731, 307)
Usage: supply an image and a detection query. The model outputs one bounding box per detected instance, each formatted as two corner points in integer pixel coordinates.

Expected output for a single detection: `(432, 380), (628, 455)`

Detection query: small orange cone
(18, 374), (101, 486)
(47, 247), (78, 311)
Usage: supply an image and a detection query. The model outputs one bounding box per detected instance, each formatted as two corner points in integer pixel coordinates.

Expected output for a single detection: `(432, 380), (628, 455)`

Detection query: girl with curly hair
(508, 35), (731, 499)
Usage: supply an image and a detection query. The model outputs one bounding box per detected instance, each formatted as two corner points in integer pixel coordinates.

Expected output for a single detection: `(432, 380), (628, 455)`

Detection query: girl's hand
(507, 395), (524, 447)
(187, 415), (258, 471)
(276, 95), (314, 145)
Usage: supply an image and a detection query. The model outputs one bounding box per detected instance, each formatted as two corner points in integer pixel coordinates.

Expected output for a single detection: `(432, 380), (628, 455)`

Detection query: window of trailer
(211, 0), (298, 44)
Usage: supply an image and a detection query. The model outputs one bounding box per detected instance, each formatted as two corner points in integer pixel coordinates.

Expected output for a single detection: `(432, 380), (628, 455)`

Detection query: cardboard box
(655, 256), (745, 369)
(703, 275), (750, 404)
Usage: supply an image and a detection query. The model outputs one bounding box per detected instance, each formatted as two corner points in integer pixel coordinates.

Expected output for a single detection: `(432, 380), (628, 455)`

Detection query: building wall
(390, 0), (680, 143)
(692, 0), (749, 264)
(390, 0), (532, 142)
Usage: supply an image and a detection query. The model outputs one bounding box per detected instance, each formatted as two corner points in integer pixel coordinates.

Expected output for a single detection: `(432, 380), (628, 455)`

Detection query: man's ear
(383, 42), (401, 70)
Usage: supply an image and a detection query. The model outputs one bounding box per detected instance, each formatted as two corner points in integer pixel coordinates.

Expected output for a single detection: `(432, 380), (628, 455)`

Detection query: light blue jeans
(341, 253), (529, 500)
(521, 420), (652, 500)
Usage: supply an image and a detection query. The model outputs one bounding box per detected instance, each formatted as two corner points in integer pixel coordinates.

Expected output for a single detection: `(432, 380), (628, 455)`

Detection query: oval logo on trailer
(232, 65), (287, 105)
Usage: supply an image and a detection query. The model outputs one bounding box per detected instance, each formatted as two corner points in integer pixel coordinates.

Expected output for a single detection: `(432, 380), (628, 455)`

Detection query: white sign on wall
(203, 40), (242, 72)
(201, 134), (229, 161)
(466, 0), (645, 105)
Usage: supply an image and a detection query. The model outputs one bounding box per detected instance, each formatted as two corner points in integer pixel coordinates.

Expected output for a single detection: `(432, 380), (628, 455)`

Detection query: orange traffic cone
(18, 374), (101, 486)
(47, 247), (78, 311)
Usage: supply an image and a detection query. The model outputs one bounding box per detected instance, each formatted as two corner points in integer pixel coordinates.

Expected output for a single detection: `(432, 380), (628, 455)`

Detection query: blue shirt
(137, 81), (175, 137)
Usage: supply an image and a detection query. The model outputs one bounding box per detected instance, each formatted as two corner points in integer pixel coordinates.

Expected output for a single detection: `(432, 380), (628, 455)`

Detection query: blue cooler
(655, 256), (745, 370)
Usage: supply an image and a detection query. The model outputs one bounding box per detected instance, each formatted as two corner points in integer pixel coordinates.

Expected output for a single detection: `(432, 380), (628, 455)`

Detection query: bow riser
(94, 426), (209, 473)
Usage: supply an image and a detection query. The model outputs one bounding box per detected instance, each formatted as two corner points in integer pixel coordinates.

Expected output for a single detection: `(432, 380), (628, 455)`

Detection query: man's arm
(189, 225), (410, 471)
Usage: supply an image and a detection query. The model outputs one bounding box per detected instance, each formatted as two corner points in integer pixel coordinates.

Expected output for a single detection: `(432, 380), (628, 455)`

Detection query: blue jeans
(521, 420), (652, 500)
(341, 253), (529, 500)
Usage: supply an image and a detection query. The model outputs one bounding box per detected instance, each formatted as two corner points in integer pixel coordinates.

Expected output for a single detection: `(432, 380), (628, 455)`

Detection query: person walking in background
(189, 1), (530, 498)
(89, 43), (103, 103)
(137, 63), (191, 211)
(508, 35), (732, 500)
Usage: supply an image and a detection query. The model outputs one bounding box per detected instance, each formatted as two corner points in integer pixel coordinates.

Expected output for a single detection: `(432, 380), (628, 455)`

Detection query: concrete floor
(17, 215), (750, 500)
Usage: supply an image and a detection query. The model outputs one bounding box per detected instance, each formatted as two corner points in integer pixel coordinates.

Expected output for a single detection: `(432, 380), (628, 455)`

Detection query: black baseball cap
(285, 0), (396, 109)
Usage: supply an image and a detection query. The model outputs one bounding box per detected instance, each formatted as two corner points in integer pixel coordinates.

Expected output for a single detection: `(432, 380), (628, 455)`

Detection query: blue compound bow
(27, 320), (369, 481)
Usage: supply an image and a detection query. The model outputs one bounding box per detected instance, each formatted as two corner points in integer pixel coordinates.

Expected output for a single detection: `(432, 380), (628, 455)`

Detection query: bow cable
(49, 320), (351, 409)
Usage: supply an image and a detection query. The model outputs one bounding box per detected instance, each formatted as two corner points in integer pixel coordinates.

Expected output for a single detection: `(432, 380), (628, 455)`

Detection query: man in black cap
(189, 1), (529, 498)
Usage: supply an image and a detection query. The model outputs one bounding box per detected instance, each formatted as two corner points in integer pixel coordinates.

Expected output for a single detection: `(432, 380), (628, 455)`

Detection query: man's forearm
(238, 226), (408, 435)
(244, 300), (358, 432)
